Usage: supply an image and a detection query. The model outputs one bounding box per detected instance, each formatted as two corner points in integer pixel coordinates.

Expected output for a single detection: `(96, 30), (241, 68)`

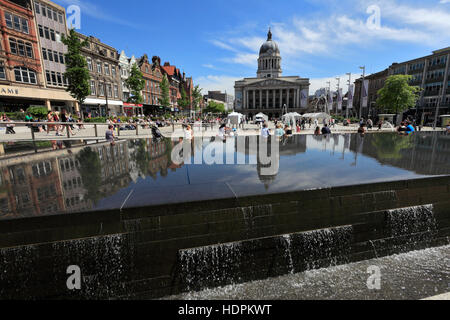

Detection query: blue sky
(53, 0), (450, 95)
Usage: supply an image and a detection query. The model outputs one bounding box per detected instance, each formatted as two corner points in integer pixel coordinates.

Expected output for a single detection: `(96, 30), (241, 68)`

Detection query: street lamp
(359, 66), (366, 120)
(346, 73), (352, 119)
(326, 81), (331, 113)
(336, 77), (341, 115)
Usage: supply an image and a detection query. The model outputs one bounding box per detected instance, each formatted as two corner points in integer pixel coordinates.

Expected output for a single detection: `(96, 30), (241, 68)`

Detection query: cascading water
(241, 204), (273, 232)
(370, 204), (438, 257)
(178, 225), (353, 293)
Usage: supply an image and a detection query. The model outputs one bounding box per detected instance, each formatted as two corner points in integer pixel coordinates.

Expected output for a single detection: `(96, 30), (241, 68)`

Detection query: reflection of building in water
(95, 141), (131, 194)
(0, 156), (64, 219)
(58, 156), (92, 213)
(350, 133), (450, 175)
(239, 135), (307, 189)
(0, 140), (134, 219)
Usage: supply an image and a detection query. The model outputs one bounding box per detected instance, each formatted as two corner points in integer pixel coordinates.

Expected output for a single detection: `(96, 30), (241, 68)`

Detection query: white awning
(83, 98), (123, 106)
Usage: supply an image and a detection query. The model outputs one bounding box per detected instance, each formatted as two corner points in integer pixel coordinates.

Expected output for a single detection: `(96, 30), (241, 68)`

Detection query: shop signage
(0, 87), (19, 95)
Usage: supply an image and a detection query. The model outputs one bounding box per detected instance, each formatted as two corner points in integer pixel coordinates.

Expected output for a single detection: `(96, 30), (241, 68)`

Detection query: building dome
(259, 29), (280, 56)
(257, 28), (282, 78)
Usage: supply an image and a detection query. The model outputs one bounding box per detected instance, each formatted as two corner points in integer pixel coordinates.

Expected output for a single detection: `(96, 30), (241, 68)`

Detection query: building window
(58, 13), (63, 24)
(111, 66), (116, 77)
(0, 67), (6, 80)
(59, 53), (64, 64)
(48, 50), (53, 61)
(5, 13), (29, 34)
(46, 70), (51, 84)
(38, 25), (44, 38)
(97, 61), (102, 74)
(9, 38), (33, 58)
(14, 67), (37, 84)
(107, 84), (112, 97)
(99, 82), (104, 96)
(87, 58), (92, 71)
(90, 80), (96, 95)
(35, 2), (41, 14)
(50, 29), (55, 41)
(114, 84), (118, 98)
(41, 3), (46, 16)
(53, 50), (59, 63)
(104, 63), (110, 76)
(44, 27), (50, 39)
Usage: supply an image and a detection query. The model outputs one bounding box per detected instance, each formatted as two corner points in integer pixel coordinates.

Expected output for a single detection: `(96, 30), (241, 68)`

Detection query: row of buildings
(0, 0), (196, 117)
(353, 47), (450, 123)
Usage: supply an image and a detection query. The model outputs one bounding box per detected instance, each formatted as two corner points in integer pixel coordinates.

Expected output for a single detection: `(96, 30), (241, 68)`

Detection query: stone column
(273, 89), (276, 109)
(259, 90), (263, 109)
(280, 89), (283, 108)
(253, 90), (256, 109)
(45, 100), (52, 111)
(266, 89), (269, 110)
(297, 88), (300, 108)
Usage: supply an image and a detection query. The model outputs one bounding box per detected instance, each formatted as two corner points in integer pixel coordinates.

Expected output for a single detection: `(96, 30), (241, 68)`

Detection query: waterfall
(178, 225), (353, 293)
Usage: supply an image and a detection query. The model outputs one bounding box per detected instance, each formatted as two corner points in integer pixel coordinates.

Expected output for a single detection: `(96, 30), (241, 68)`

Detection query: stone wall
(0, 176), (449, 299)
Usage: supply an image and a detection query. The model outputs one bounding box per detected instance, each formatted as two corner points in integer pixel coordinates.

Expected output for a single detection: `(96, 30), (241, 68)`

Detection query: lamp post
(433, 86), (444, 130)
(359, 66), (366, 120)
(336, 77), (341, 115)
(103, 78), (110, 117)
(326, 81), (331, 113)
(346, 73), (352, 119)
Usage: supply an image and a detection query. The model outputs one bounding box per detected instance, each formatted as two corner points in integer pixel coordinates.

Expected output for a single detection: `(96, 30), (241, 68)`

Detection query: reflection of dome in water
(257, 162), (277, 190)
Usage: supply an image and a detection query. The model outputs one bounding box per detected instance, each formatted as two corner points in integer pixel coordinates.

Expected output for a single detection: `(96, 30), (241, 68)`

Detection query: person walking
(5, 117), (16, 134)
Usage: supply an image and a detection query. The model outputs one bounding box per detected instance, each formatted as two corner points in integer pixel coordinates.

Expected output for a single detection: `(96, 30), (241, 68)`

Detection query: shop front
(0, 85), (76, 113)
(81, 98), (123, 118)
(123, 103), (144, 117)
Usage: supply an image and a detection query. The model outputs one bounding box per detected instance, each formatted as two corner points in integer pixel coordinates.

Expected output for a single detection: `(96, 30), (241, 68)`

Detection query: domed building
(234, 29), (310, 119)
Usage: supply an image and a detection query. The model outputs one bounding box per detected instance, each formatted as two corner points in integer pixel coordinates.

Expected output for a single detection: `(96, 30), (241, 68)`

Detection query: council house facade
(234, 29), (310, 119)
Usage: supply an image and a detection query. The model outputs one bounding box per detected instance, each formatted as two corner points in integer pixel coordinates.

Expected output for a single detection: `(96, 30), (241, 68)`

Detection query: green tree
(178, 87), (190, 111)
(61, 29), (91, 105)
(125, 63), (145, 104)
(192, 85), (203, 111)
(204, 100), (226, 114)
(376, 75), (421, 116)
(76, 147), (102, 204)
(159, 74), (171, 109)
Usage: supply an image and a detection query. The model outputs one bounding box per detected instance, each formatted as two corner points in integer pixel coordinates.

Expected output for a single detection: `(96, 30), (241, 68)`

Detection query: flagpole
(359, 66), (366, 120)
(346, 73), (352, 119)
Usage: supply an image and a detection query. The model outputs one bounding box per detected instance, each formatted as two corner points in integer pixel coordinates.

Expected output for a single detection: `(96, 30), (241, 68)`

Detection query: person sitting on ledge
(106, 125), (116, 146)
(321, 124), (331, 135)
(314, 126), (321, 136)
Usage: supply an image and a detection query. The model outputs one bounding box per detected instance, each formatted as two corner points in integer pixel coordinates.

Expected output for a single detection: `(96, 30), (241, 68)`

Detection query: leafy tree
(376, 75), (421, 116)
(26, 106), (48, 119)
(192, 85), (203, 111)
(125, 64), (145, 104)
(61, 29), (91, 105)
(159, 74), (171, 108)
(76, 147), (102, 204)
(178, 87), (190, 110)
(204, 100), (226, 114)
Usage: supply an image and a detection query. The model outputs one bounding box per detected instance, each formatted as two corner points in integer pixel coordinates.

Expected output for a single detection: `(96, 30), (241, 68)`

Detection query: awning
(83, 98), (123, 106)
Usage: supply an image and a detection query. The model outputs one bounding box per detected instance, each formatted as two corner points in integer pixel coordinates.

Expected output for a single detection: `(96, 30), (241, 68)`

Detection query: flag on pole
(362, 80), (369, 108)
(328, 90), (333, 112)
(337, 88), (343, 111)
(347, 84), (354, 109)
(301, 89), (308, 108)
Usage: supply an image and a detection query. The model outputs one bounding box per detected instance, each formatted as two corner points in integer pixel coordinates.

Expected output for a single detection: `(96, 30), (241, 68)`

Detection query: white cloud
(195, 75), (241, 96)
(209, 0), (450, 71)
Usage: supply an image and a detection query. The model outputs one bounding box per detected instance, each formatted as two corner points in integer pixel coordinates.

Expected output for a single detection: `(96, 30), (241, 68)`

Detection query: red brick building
(0, 0), (44, 88)
(138, 54), (165, 114)
(161, 62), (181, 111)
